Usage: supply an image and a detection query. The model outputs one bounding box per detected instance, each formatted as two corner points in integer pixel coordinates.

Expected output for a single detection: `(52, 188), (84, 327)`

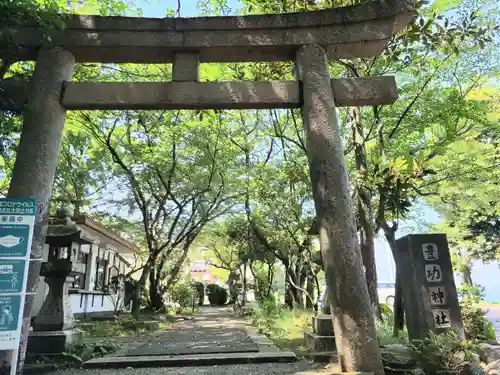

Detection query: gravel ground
(49, 362), (325, 375)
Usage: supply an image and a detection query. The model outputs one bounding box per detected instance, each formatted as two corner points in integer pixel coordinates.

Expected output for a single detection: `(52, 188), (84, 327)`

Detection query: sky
(136, 0), (242, 18)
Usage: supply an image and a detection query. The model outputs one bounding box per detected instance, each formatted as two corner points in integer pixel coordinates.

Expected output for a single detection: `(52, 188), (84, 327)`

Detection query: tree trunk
(148, 267), (164, 311)
(228, 271), (239, 304)
(227, 271), (237, 304)
(296, 266), (306, 309)
(297, 44), (382, 374)
(382, 226), (404, 336)
(393, 271), (405, 335)
(306, 266), (315, 310)
(241, 263), (248, 307)
(321, 286), (331, 314)
(131, 263), (150, 318)
(462, 265), (473, 286)
(266, 263), (274, 301)
(285, 270), (299, 308)
(284, 279), (294, 308)
(0, 47), (75, 375)
(351, 106), (381, 321)
(361, 230), (381, 320)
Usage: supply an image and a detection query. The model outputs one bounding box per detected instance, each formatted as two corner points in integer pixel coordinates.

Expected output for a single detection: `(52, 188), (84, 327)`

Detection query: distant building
(189, 259), (218, 285)
(32, 214), (139, 319)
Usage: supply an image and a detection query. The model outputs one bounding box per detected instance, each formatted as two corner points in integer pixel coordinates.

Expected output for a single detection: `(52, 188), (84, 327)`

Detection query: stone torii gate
(0, 0), (413, 373)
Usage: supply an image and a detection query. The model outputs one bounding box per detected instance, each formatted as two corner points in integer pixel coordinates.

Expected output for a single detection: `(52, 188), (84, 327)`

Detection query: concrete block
(304, 331), (336, 353)
(312, 315), (334, 336)
(27, 329), (83, 354)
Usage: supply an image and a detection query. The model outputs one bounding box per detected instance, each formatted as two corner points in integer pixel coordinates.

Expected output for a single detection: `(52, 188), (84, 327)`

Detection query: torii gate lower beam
(0, 77), (398, 111)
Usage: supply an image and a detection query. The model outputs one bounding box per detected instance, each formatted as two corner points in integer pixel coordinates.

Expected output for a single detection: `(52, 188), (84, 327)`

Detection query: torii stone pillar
(296, 44), (383, 374)
(1, 47), (75, 372)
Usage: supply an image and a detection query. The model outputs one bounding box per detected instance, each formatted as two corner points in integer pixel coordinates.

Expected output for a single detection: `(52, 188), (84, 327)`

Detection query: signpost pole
(0, 198), (36, 375)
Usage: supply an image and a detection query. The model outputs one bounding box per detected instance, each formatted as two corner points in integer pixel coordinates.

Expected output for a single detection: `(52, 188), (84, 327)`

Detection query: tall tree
(82, 109), (240, 314)
(51, 128), (112, 215)
(235, 0), (498, 334)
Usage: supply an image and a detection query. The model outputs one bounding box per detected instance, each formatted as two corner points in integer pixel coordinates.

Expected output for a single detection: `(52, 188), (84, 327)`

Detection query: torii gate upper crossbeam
(0, 0), (413, 63)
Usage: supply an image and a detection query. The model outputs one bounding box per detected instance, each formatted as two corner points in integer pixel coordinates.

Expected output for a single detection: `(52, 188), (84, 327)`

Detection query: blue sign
(0, 295), (21, 332)
(0, 225), (31, 258)
(0, 260), (25, 293)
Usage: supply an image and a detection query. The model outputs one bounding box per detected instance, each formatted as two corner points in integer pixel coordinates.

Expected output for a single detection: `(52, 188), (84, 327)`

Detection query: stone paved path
(46, 306), (317, 375)
(123, 307), (259, 356)
(80, 305), (296, 369)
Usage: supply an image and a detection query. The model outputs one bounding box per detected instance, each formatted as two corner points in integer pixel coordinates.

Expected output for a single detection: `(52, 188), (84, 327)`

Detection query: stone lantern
(28, 206), (94, 354)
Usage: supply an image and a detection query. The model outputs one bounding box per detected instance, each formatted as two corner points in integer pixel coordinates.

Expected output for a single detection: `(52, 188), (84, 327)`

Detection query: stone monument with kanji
(395, 233), (464, 340)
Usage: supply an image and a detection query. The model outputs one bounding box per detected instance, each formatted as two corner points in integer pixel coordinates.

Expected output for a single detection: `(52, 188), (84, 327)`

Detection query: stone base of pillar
(313, 315), (334, 336)
(304, 331), (336, 352)
(304, 314), (336, 362)
(27, 329), (83, 355)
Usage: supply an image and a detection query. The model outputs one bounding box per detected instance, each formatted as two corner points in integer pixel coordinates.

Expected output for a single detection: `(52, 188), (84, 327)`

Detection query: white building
(32, 214), (139, 320)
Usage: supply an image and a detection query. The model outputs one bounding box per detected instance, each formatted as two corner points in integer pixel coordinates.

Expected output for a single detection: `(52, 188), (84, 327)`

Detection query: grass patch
(246, 302), (314, 356)
(376, 316), (409, 346)
(376, 304), (409, 346)
(167, 307), (200, 316)
(76, 315), (169, 337)
(25, 341), (122, 370)
(246, 302), (409, 355)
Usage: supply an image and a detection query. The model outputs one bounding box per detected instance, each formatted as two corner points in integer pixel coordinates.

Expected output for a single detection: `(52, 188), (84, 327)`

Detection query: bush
(376, 303), (408, 346)
(67, 341), (122, 361)
(206, 284), (228, 305)
(380, 302), (393, 316)
(259, 296), (280, 316)
(169, 283), (194, 312)
(411, 331), (477, 374)
(191, 281), (205, 306)
(245, 302), (313, 353)
(459, 284), (496, 341)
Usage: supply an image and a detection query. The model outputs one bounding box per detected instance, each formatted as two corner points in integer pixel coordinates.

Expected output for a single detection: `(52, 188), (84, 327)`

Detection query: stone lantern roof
(46, 206), (95, 247)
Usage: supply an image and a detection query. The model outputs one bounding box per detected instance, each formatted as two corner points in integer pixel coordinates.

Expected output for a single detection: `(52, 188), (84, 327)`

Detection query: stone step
(312, 315), (334, 336)
(83, 351), (298, 369)
(304, 331), (336, 353)
(22, 363), (58, 375)
(302, 351), (338, 363)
